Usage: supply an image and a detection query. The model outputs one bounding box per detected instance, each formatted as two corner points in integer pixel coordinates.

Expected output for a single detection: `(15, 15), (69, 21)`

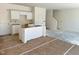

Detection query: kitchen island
(19, 25), (46, 43)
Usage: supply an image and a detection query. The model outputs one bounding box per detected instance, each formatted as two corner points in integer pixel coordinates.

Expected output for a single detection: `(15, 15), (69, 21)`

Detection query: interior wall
(53, 9), (79, 32)
(46, 9), (57, 31)
(0, 3), (32, 35)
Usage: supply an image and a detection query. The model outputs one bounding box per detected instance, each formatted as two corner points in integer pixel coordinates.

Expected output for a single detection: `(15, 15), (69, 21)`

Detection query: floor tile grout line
(19, 39), (57, 55)
(64, 44), (75, 55)
(0, 43), (24, 51)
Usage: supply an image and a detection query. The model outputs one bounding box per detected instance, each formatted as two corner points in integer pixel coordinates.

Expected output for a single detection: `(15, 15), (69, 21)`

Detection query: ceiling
(14, 3), (79, 9)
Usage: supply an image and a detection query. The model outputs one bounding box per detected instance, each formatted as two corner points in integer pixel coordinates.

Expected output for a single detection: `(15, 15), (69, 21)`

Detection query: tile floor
(0, 35), (79, 55)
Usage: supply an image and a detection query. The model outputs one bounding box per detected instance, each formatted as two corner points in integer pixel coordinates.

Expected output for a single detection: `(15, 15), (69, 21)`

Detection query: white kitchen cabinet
(20, 11), (32, 20)
(19, 11), (27, 15)
(33, 7), (46, 37)
(34, 7), (46, 25)
(11, 10), (32, 20)
(12, 25), (21, 35)
(27, 12), (32, 20)
(11, 10), (19, 19)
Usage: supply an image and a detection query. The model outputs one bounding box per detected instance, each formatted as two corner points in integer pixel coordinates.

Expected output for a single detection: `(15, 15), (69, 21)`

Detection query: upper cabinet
(10, 10), (32, 20)
(19, 11), (32, 20)
(11, 10), (19, 19)
(26, 12), (32, 20)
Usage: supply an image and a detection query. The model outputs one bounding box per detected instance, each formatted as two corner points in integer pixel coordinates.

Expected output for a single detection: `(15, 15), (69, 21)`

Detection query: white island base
(19, 25), (46, 43)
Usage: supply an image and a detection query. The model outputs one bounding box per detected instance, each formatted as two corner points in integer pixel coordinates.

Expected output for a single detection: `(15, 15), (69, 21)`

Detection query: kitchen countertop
(11, 24), (20, 25)
(21, 25), (42, 28)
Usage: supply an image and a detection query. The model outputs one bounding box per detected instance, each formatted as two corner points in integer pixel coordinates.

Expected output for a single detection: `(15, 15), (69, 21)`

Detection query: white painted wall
(0, 3), (32, 35)
(46, 9), (57, 31)
(53, 9), (79, 32)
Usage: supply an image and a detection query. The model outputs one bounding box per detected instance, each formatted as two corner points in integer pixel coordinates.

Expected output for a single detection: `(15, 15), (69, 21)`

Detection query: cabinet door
(38, 7), (46, 25)
(34, 7), (39, 25)
(11, 11), (19, 19)
(19, 11), (32, 20)
(12, 25), (21, 34)
(27, 12), (32, 20)
(20, 11), (27, 15)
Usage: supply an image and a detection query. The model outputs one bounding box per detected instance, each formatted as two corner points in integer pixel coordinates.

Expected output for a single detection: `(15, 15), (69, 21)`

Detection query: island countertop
(21, 25), (42, 28)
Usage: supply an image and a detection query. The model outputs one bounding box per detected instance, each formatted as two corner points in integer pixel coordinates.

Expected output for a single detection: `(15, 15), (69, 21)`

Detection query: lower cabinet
(11, 25), (21, 35)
